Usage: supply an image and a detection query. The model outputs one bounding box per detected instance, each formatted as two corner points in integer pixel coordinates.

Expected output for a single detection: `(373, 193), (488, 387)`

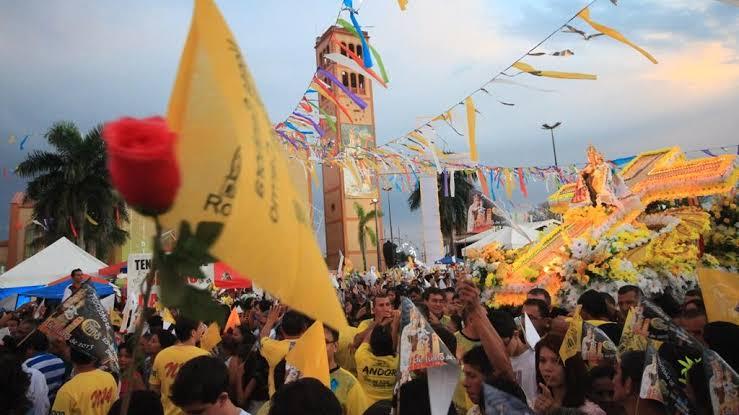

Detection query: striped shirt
(25, 352), (67, 401)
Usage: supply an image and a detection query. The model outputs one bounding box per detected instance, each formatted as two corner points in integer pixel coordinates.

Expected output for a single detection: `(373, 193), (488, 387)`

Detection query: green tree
(353, 202), (382, 271)
(407, 172), (477, 256)
(16, 121), (129, 259)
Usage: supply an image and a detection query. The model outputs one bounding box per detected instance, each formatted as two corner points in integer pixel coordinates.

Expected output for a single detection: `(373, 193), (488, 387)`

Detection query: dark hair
(523, 298), (550, 318)
(71, 268), (82, 276)
(19, 330), (49, 354)
(108, 390), (163, 415)
(397, 376), (455, 415)
(681, 299), (706, 313)
(617, 285), (641, 297)
(407, 286), (421, 296)
(170, 356), (229, 407)
(147, 315), (164, 329)
(589, 364), (614, 382)
(651, 291), (682, 318)
(280, 311), (307, 337)
(372, 295), (389, 307)
(152, 329), (177, 349)
(462, 346), (493, 378)
(549, 306), (569, 318)
(369, 324), (394, 357)
(70, 347), (95, 365)
(174, 316), (200, 343)
(527, 288), (552, 307)
(704, 321), (739, 372)
(325, 325), (339, 344)
(577, 289), (608, 319)
(443, 287), (456, 295)
(422, 287), (444, 301)
(535, 334), (587, 408)
(268, 378), (342, 415)
(618, 351), (645, 391)
(488, 310), (516, 339)
(600, 292), (616, 307)
(258, 300), (273, 313)
(430, 324), (457, 356)
(0, 353), (31, 415)
(681, 308), (707, 320)
(363, 400), (393, 415)
(684, 288), (702, 299)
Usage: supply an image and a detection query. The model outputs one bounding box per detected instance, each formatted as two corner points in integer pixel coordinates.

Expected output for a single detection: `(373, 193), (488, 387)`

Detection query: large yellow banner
(163, 0), (347, 330)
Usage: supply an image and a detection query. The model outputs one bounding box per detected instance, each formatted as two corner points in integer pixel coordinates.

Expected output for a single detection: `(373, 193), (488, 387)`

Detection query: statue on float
(571, 145), (630, 209)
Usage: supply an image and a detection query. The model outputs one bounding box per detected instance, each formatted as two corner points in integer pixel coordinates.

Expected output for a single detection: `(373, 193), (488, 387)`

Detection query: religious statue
(572, 146), (630, 209)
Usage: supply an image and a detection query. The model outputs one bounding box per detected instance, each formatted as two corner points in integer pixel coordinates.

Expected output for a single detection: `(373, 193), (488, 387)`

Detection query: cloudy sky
(0, 0), (737, 257)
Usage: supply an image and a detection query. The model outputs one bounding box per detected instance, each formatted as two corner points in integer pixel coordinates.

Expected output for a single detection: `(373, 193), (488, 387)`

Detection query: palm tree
(354, 202), (382, 271)
(16, 121), (129, 260)
(407, 172), (476, 256)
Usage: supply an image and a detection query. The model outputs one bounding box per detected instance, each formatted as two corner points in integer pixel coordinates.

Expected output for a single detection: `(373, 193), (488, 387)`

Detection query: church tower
(315, 26), (383, 271)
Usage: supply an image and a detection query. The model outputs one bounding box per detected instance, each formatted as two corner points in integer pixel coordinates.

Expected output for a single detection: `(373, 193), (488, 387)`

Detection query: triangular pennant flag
(285, 320), (330, 387)
(580, 321), (618, 367)
(639, 299), (703, 354)
(398, 297), (459, 415)
(523, 313), (540, 348)
(512, 61), (597, 80)
(465, 97), (478, 162)
(640, 341), (694, 414)
(559, 305), (582, 362)
(618, 306), (648, 354)
(162, 0), (347, 331)
(224, 307), (241, 333)
(578, 8), (657, 64)
(200, 322), (222, 352)
(696, 267), (739, 325)
(397, 0), (408, 11)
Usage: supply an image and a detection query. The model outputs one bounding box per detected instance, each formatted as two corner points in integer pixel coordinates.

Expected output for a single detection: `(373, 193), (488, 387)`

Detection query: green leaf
(178, 286), (227, 327)
(195, 222), (224, 247)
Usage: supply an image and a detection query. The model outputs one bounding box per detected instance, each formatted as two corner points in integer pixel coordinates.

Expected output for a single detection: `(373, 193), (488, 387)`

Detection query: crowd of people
(0, 265), (736, 415)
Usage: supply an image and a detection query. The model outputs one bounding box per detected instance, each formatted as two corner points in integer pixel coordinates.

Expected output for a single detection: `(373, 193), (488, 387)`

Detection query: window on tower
(340, 42), (348, 56)
(356, 45), (363, 58)
(341, 71), (349, 88)
(349, 43), (356, 55)
(350, 73), (357, 91)
(358, 74), (365, 94)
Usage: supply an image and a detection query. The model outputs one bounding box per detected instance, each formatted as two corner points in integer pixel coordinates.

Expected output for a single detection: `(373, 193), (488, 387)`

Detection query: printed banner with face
(639, 341), (694, 415)
(638, 299), (703, 354)
(39, 284), (119, 373)
(398, 297), (459, 415)
(618, 305), (649, 354)
(580, 321), (618, 367)
(703, 349), (739, 415)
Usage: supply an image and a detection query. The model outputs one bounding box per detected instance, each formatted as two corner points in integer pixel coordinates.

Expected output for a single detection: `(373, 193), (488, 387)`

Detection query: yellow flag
(200, 322), (222, 352)
(465, 97), (477, 162)
(162, 0), (347, 330)
(160, 307), (176, 325)
(285, 321), (330, 387)
(397, 0), (408, 11)
(697, 267), (739, 325)
(513, 61), (597, 80)
(578, 8), (657, 64)
(560, 305), (583, 362)
(618, 307), (648, 354)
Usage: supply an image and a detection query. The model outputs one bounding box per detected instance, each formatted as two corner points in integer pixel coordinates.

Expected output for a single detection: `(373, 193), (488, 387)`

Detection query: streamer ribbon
(512, 61), (597, 80)
(317, 68), (367, 110)
(578, 8), (657, 64)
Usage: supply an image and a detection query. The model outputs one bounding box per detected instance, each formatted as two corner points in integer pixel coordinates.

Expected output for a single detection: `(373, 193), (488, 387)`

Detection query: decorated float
(466, 145), (738, 307)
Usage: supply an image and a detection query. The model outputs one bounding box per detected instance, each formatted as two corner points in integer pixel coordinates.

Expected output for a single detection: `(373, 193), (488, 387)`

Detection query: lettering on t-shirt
(91, 387), (115, 408)
(164, 361), (182, 379)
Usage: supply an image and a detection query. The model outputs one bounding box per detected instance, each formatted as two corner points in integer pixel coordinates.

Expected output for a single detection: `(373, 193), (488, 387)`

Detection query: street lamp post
(382, 185), (394, 243)
(371, 198), (381, 270)
(541, 122), (562, 167)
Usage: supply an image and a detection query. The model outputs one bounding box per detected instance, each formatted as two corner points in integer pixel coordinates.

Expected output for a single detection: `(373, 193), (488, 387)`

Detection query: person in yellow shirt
(351, 294), (393, 350)
(258, 306), (307, 396)
(424, 287), (452, 328)
(324, 325), (369, 415)
(354, 322), (398, 405)
(149, 316), (208, 415)
(51, 348), (118, 415)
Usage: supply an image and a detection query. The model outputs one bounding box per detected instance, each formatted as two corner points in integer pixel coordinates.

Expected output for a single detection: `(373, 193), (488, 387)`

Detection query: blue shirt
(24, 352), (66, 401)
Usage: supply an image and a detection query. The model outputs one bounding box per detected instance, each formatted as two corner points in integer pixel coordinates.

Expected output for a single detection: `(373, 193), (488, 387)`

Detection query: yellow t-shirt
(454, 331), (481, 361)
(336, 326), (359, 375)
(453, 330), (480, 413)
(51, 369), (118, 415)
(356, 318), (373, 333)
(354, 343), (398, 405)
(260, 337), (295, 397)
(331, 366), (370, 415)
(149, 344), (209, 415)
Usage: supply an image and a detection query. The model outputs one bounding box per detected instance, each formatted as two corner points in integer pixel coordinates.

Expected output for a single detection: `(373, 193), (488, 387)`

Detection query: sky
(0, 0), (737, 259)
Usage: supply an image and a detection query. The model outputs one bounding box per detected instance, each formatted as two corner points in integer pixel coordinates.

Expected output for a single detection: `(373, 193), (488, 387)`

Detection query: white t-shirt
(510, 347), (537, 407)
(22, 364), (50, 415)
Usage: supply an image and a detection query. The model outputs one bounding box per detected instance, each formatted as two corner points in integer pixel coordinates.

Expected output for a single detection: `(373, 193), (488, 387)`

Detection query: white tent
(0, 237), (107, 289)
(461, 220), (558, 255)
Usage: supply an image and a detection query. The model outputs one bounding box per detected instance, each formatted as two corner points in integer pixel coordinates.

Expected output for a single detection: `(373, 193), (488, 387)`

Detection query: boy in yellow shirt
(258, 306), (307, 396)
(170, 356), (251, 415)
(149, 316), (208, 415)
(51, 348), (118, 415)
(354, 321), (398, 405)
(325, 325), (369, 415)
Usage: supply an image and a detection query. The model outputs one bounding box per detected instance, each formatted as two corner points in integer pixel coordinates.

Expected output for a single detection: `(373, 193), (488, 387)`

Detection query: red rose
(103, 116), (180, 214)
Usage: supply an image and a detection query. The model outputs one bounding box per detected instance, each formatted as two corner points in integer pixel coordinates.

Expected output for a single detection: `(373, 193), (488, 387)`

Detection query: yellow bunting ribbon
(465, 97), (477, 161)
(578, 8), (657, 64)
(162, 0), (347, 330)
(397, 0), (408, 11)
(512, 61), (597, 80)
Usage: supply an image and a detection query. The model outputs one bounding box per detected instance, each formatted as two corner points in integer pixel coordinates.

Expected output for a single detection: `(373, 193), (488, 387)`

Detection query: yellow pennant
(397, 0), (408, 11)
(560, 305), (583, 363)
(465, 97), (477, 162)
(160, 307), (176, 325)
(513, 61), (597, 80)
(163, 0), (347, 330)
(286, 321), (330, 387)
(618, 306), (648, 354)
(578, 8), (657, 64)
(200, 322), (222, 352)
(504, 169), (513, 199)
(697, 267), (739, 325)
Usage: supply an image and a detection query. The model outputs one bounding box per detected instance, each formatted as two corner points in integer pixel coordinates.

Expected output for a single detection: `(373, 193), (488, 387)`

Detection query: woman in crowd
(118, 339), (145, 397)
(534, 334), (606, 415)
